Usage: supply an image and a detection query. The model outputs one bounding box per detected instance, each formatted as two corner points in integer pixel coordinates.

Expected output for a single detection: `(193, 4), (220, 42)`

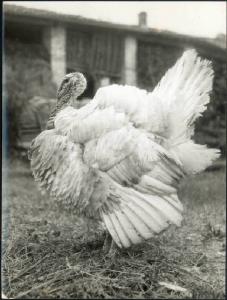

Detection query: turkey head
(46, 72), (87, 130)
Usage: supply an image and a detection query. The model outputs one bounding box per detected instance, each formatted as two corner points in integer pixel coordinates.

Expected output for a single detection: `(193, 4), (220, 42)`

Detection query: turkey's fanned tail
(151, 49), (214, 142)
(150, 49), (220, 174)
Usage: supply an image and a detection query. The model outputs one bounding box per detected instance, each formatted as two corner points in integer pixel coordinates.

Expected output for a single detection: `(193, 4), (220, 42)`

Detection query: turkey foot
(107, 240), (120, 258)
(103, 231), (112, 252)
(103, 232), (120, 257)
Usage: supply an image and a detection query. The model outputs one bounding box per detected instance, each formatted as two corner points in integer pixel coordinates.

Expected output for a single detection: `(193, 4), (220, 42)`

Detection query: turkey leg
(103, 231), (119, 257)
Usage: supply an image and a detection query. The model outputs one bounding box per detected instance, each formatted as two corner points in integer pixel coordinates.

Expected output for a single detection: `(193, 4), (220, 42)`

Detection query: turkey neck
(46, 93), (73, 130)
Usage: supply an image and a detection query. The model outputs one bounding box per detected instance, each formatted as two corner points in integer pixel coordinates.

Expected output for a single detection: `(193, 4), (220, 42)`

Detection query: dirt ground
(2, 157), (226, 299)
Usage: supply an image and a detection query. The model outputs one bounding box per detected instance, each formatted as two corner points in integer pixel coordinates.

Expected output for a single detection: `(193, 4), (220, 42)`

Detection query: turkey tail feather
(151, 49), (214, 143)
(170, 141), (221, 175)
(150, 49), (220, 173)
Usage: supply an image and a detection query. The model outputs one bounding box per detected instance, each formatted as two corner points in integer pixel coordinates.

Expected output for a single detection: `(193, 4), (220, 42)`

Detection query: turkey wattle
(28, 49), (220, 250)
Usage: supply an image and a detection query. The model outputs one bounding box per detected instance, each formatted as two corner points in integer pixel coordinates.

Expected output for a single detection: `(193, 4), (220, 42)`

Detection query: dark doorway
(5, 21), (43, 44)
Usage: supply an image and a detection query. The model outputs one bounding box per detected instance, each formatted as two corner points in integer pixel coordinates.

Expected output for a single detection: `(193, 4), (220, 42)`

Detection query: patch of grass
(2, 158), (226, 299)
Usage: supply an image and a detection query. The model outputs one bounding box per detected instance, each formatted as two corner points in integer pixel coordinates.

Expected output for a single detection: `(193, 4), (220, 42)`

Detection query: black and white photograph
(2, 1), (226, 299)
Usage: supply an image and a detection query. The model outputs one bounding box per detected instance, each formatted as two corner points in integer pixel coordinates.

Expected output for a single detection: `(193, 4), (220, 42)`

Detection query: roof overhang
(4, 4), (226, 61)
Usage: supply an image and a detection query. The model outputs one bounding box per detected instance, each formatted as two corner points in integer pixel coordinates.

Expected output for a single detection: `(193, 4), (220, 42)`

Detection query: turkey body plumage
(29, 49), (220, 249)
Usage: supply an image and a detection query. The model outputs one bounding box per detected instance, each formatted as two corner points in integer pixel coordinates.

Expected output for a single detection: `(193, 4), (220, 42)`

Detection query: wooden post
(49, 25), (66, 87)
(124, 35), (137, 86)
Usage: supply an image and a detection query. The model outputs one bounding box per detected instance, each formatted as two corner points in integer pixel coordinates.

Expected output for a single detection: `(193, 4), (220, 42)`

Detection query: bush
(4, 39), (57, 151)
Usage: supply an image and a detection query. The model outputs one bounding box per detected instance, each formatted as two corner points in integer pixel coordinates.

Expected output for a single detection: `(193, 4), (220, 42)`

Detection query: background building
(3, 4), (226, 154)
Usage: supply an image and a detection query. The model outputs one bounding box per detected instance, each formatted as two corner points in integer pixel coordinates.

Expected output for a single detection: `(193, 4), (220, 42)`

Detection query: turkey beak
(71, 77), (78, 92)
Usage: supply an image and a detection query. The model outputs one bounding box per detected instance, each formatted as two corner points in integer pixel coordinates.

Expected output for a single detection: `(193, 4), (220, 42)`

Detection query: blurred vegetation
(4, 39), (56, 151)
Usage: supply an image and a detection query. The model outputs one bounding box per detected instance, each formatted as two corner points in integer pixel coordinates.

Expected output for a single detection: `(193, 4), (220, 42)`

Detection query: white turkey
(28, 49), (220, 253)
